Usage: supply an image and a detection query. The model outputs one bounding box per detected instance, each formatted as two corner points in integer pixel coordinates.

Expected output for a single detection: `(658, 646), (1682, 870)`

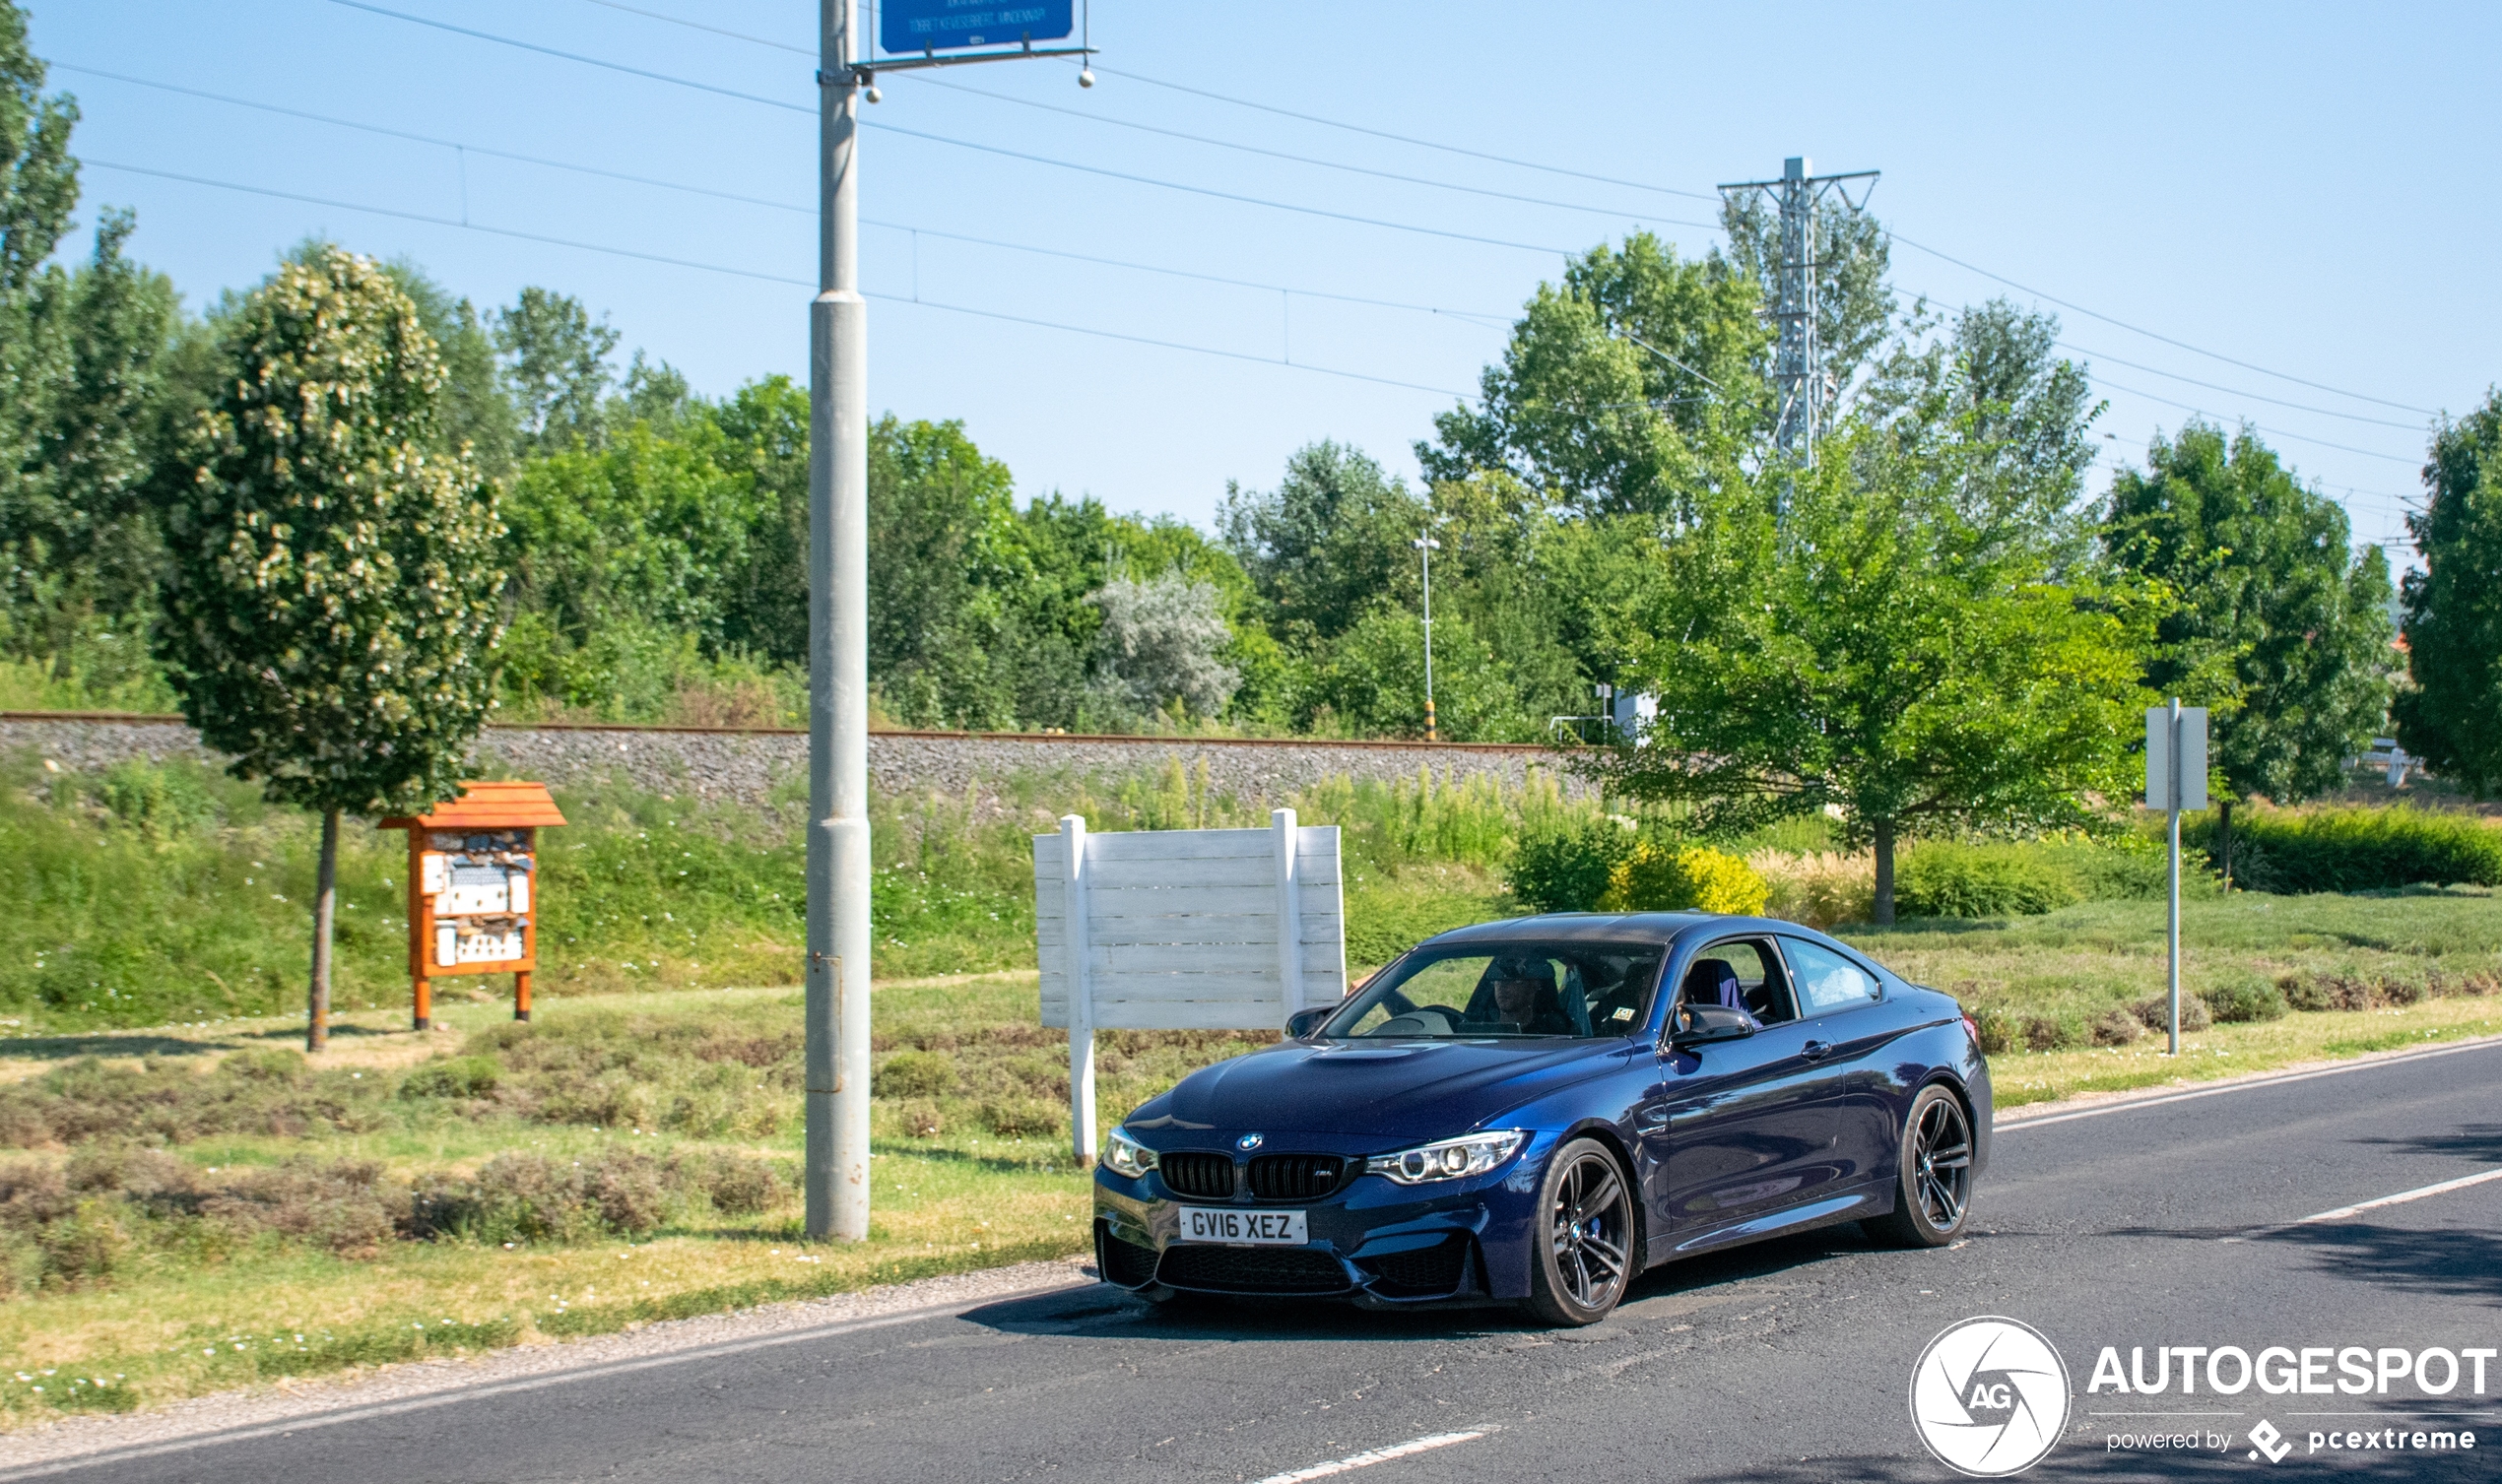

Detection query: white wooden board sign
(1033, 808), (1349, 1161)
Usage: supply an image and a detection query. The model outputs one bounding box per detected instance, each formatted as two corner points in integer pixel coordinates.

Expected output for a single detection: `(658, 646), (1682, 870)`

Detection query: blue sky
(36, 2), (2496, 558)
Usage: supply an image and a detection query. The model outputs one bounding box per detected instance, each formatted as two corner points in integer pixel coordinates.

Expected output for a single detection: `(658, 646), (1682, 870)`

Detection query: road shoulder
(0, 1257), (1096, 1477)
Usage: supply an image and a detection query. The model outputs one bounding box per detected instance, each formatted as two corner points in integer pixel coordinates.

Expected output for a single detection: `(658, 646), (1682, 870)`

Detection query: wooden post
(407, 832), (428, 1030)
(513, 971), (532, 1022)
(1273, 807), (1304, 1030)
(1061, 814), (1094, 1167)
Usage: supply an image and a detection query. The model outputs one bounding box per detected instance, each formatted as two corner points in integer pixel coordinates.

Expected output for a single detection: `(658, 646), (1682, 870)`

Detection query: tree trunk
(1872, 817), (1896, 927)
(2216, 797), (2235, 894)
(307, 807), (339, 1053)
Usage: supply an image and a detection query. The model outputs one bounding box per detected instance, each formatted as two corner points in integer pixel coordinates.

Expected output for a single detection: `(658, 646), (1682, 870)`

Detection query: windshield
(1320, 942), (1666, 1040)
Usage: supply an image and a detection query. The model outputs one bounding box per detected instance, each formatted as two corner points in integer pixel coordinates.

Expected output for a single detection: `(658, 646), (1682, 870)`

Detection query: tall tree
(2395, 390), (2502, 795)
(158, 247), (502, 1050)
(1598, 409), (2153, 923)
(1416, 233), (1765, 517)
(1860, 298), (2101, 549)
(383, 258), (517, 477)
(1218, 440), (1426, 640)
(494, 287), (617, 455)
(0, 19), (179, 676)
(2105, 422), (2397, 873)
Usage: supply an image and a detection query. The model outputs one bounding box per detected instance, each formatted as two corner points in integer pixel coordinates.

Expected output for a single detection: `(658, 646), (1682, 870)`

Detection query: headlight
(1103, 1127), (1158, 1179)
(1364, 1129), (1528, 1186)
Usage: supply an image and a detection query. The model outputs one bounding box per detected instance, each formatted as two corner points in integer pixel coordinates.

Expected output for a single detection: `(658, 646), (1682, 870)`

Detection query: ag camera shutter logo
(1910, 1317), (2073, 1476)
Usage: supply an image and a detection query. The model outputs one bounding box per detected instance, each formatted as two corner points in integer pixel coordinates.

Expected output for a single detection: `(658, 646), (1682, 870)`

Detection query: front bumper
(1092, 1139), (1551, 1304)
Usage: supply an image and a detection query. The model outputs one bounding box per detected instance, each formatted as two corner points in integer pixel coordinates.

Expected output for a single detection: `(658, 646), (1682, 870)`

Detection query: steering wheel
(1367, 1008), (1455, 1037)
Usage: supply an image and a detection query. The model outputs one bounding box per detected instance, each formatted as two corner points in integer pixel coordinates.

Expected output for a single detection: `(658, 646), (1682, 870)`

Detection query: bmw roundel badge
(1236, 1132), (1264, 1153)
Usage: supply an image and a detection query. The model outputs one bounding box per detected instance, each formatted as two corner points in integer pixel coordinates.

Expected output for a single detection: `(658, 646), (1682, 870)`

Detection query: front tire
(1520, 1137), (1636, 1327)
(1865, 1083), (1976, 1248)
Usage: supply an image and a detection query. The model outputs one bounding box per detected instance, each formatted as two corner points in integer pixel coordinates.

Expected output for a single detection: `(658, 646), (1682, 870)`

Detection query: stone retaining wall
(0, 714), (1585, 810)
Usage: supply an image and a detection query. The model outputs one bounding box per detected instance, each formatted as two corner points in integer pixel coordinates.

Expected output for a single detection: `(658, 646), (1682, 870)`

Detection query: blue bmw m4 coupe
(1093, 912), (1992, 1326)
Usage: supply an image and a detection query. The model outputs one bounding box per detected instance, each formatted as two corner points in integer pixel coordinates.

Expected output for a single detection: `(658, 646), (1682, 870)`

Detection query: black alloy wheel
(1867, 1083), (1976, 1248)
(1523, 1137), (1635, 1326)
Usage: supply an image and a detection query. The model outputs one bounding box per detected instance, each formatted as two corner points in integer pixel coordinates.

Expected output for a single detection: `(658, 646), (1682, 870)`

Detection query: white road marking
(1250, 1430), (1491, 1483)
(2221, 1166), (2502, 1243)
(1997, 1034), (2502, 1132)
(2293, 1166), (2502, 1225)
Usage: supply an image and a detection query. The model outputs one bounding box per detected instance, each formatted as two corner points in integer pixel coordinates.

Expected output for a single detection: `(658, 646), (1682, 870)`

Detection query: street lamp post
(1413, 534), (1441, 742)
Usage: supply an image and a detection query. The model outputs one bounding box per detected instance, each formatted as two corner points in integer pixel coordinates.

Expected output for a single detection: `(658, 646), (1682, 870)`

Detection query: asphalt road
(26, 1039), (2502, 1484)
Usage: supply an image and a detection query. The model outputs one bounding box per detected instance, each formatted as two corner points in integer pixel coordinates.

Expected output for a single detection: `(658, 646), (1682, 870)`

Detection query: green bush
(979, 1099), (1060, 1136)
(872, 1050), (955, 1099)
(2193, 807), (2502, 894)
(400, 1056), (501, 1100)
(1895, 843), (2082, 919)
(2201, 972), (2289, 1023)
(1507, 815), (1631, 914)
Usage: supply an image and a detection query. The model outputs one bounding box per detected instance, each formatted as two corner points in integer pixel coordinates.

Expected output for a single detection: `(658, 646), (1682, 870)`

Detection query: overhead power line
(2086, 369), (2420, 465)
(322, 1), (1588, 256)
(896, 70), (1719, 230)
(327, 0), (805, 114)
(55, 62), (805, 217)
(59, 61), (1520, 324)
(86, 159), (1478, 400)
(1889, 230), (2436, 418)
(864, 117), (1582, 255)
(363, 0), (2441, 430)
(2055, 336), (2427, 431)
(569, 0), (1729, 208)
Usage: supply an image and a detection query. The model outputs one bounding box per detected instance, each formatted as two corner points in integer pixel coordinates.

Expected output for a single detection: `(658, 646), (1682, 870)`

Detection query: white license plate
(1176, 1206), (1308, 1245)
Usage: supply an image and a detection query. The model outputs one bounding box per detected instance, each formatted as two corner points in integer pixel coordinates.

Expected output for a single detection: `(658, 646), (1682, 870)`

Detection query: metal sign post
(2145, 699), (2208, 1056)
(805, 0), (1095, 1243)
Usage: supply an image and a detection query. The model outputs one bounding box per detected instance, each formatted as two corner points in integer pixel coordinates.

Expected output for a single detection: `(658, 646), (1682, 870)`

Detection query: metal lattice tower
(1718, 156), (1878, 465)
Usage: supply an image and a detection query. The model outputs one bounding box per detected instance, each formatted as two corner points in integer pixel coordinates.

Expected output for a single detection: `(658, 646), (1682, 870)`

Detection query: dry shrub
(2023, 1016), (2077, 1052)
(204, 1159), (404, 1257)
(2281, 971), (2378, 1012)
(900, 1100), (944, 1138)
(1749, 850), (1875, 930)
(1966, 1004), (2019, 1056)
(2132, 994), (2211, 1034)
(980, 1099), (1060, 1136)
(0, 1054), (393, 1149)
(2092, 1008), (2146, 1046)
(410, 1149), (675, 1245)
(873, 1050), (956, 1099)
(63, 1146), (199, 1199)
(690, 1153), (785, 1216)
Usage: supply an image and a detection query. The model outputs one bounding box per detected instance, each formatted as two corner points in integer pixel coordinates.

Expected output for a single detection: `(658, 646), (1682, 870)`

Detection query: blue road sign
(879, 0), (1073, 55)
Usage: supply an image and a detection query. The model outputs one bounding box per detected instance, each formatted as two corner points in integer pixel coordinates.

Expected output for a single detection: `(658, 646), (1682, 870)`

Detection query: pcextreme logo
(1910, 1317), (2073, 1477)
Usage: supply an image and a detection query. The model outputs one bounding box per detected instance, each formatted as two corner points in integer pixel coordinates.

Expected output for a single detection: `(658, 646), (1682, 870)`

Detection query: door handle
(1803, 1040), (1832, 1062)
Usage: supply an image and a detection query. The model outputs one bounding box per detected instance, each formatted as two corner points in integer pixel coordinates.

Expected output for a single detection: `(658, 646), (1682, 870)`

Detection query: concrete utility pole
(1413, 533), (1440, 742)
(806, 0), (872, 1243)
(802, 1), (1095, 1242)
(1717, 157), (1878, 466)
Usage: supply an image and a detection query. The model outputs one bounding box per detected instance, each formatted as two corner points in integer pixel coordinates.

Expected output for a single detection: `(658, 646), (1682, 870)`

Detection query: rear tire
(1519, 1137), (1636, 1327)
(1865, 1083), (1976, 1248)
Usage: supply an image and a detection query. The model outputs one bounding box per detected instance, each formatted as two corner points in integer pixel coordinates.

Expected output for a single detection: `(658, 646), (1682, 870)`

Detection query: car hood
(1133, 1038), (1634, 1142)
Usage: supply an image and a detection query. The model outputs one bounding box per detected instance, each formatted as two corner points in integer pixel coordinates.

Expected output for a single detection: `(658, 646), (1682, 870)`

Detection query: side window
(1678, 938), (1799, 1026)
(1782, 937), (1879, 1012)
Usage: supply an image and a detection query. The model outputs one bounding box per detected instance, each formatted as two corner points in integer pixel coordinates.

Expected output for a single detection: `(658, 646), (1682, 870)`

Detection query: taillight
(1961, 1013), (1981, 1045)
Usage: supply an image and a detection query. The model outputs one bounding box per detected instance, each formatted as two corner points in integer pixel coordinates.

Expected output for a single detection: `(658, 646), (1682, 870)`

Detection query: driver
(1485, 973), (1576, 1035)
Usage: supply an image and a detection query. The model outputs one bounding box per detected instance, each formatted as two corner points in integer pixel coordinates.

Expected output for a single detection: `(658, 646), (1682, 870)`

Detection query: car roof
(1421, 912), (1772, 949)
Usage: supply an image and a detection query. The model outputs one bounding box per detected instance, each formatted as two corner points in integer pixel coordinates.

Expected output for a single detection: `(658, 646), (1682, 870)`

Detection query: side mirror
(1668, 1002), (1757, 1049)
(1285, 1007), (1333, 1040)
